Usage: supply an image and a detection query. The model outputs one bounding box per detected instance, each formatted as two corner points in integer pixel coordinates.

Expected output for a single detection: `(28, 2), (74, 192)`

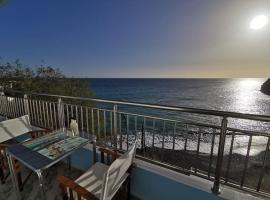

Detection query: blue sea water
(90, 78), (270, 155)
(90, 78), (269, 115)
(90, 78), (270, 131)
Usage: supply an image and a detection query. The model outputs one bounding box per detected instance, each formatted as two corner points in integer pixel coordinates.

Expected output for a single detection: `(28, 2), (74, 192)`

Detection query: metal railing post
(212, 116), (228, 194)
(92, 135), (97, 164)
(141, 122), (145, 155)
(113, 105), (118, 151)
(57, 98), (64, 128)
(24, 94), (30, 116)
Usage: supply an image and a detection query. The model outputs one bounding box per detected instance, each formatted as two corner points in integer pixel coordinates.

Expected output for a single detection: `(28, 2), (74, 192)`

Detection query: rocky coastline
(261, 79), (270, 95)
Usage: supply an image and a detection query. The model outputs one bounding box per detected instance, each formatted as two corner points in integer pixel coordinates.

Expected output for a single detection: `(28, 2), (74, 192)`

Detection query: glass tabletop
(7, 129), (90, 171)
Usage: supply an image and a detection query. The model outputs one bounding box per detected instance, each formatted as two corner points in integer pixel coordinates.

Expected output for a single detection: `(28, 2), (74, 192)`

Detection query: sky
(0, 0), (270, 78)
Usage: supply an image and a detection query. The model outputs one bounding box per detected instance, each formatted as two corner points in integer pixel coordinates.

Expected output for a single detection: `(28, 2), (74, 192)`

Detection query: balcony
(0, 90), (270, 200)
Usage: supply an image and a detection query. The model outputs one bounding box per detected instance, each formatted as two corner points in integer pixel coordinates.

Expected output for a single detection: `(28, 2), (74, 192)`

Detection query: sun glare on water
(238, 79), (261, 89)
(233, 79), (262, 113)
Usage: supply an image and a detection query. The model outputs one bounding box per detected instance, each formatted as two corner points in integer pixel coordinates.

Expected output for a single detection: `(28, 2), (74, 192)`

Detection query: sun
(250, 15), (268, 30)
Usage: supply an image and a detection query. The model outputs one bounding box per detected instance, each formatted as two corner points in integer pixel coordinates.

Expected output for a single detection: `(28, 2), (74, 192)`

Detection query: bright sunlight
(250, 15), (268, 30)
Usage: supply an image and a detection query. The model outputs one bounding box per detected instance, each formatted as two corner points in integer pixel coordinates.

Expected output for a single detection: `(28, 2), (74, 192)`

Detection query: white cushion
(75, 143), (136, 200)
(75, 162), (129, 200)
(101, 143), (136, 200)
(75, 162), (108, 199)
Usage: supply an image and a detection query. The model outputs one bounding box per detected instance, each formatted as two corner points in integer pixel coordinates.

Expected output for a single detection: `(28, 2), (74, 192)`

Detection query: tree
(0, 59), (94, 103)
(0, 59), (108, 142)
(0, 0), (8, 7)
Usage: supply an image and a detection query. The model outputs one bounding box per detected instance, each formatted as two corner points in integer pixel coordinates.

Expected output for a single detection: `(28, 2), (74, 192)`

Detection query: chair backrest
(0, 115), (32, 143)
(101, 142), (137, 200)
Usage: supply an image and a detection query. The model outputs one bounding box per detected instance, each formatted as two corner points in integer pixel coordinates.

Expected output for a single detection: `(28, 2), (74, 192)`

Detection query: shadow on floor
(0, 162), (140, 200)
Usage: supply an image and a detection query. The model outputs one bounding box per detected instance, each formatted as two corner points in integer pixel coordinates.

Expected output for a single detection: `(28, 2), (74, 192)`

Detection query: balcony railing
(1, 89), (270, 198)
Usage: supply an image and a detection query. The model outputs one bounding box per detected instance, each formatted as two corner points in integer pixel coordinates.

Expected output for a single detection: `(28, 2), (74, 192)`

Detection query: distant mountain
(261, 79), (270, 95)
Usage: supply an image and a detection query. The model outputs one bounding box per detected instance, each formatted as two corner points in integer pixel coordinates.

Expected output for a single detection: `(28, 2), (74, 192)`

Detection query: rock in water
(261, 79), (270, 95)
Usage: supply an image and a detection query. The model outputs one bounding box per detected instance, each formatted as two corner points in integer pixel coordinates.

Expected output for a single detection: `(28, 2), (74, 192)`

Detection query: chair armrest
(0, 144), (20, 173)
(29, 128), (52, 134)
(58, 175), (77, 189)
(0, 144), (8, 168)
(98, 147), (120, 158)
(98, 147), (120, 162)
(29, 129), (52, 139)
(0, 144), (8, 150)
(58, 176), (99, 200)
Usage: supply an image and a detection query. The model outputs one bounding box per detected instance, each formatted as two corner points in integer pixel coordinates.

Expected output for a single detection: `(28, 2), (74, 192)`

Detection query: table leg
(36, 170), (46, 200)
(6, 153), (21, 199)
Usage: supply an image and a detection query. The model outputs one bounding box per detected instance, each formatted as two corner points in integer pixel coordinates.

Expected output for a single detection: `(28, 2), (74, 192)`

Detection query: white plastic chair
(0, 115), (50, 186)
(59, 142), (137, 200)
(0, 115), (33, 143)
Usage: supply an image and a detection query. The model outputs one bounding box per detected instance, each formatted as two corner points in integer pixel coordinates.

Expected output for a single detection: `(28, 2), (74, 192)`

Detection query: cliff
(261, 79), (270, 95)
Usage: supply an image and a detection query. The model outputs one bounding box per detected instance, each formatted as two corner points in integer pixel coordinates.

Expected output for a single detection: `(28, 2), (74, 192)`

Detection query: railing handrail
(2, 89), (270, 197)
(5, 89), (270, 122)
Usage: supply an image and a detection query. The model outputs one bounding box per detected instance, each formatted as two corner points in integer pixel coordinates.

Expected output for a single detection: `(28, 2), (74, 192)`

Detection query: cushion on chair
(73, 143), (136, 200)
(75, 162), (108, 199)
(102, 144), (136, 200)
(75, 162), (129, 200)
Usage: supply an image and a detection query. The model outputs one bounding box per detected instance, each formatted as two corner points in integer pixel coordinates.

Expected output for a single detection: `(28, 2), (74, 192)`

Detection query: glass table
(6, 129), (92, 200)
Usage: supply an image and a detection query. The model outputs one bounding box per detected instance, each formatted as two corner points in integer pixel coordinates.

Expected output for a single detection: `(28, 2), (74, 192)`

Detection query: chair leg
(16, 171), (23, 191)
(126, 176), (131, 200)
(63, 194), (69, 200)
(13, 160), (23, 191)
(0, 167), (5, 184)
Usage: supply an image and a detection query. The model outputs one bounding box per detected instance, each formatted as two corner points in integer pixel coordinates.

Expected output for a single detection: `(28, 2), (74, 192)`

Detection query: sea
(90, 78), (269, 114)
(90, 78), (270, 155)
